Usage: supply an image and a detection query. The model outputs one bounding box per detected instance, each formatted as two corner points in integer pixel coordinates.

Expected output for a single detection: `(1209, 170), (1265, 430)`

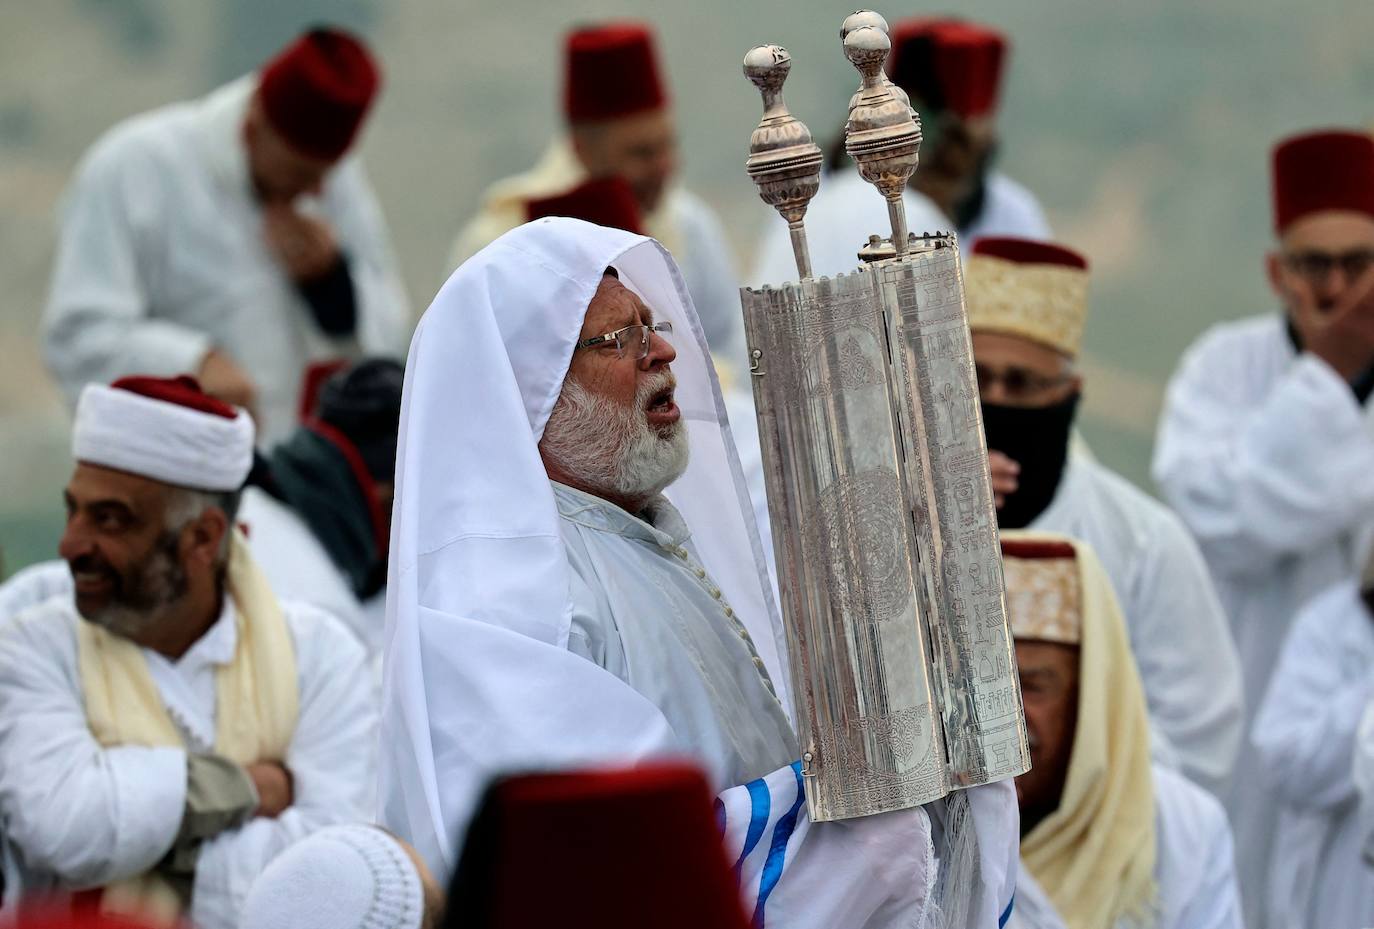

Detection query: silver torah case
(739, 17), (1029, 823)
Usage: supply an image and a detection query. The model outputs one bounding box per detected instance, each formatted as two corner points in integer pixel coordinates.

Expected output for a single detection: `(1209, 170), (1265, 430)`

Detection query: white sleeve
(1161, 784), (1244, 929)
(41, 140), (212, 403)
(0, 615), (187, 888)
(1252, 586), (1374, 811)
(1354, 701), (1374, 861)
(1127, 517), (1243, 794)
(1153, 331), (1374, 579)
(326, 159), (413, 359)
(718, 762), (938, 929)
(190, 607), (376, 929)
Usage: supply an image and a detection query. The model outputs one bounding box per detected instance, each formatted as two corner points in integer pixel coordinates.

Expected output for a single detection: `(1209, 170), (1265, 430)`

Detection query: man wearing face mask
(966, 237), (1242, 797)
(1154, 128), (1374, 927)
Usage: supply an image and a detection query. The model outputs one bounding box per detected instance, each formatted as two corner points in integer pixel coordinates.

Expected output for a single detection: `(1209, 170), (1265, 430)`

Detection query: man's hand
(988, 450), (1019, 509)
(264, 204), (341, 282)
(245, 761), (294, 818)
(1292, 270), (1374, 381)
(198, 349), (259, 423)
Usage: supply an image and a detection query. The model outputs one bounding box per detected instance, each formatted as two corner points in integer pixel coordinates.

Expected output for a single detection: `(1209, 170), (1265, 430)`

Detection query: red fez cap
(563, 22), (668, 124)
(258, 27), (381, 162)
(1272, 129), (1374, 232)
(887, 18), (1008, 120)
(112, 374), (238, 419)
(972, 236), (1089, 270)
(447, 762), (750, 929)
(1001, 537), (1077, 560)
(525, 176), (644, 234)
(3, 901), (165, 928)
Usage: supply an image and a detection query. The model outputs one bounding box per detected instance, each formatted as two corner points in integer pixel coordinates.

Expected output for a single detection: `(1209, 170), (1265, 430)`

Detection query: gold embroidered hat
(965, 237), (1090, 358)
(1001, 535), (1081, 645)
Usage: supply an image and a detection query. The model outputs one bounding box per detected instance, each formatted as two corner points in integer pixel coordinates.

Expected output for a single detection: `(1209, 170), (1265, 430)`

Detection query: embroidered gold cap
(1001, 536), (1081, 645)
(965, 237), (1090, 358)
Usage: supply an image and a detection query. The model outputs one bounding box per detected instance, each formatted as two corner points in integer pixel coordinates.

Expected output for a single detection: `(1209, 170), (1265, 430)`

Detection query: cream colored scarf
(1010, 532), (1157, 929)
(447, 137), (685, 271)
(77, 530), (299, 925)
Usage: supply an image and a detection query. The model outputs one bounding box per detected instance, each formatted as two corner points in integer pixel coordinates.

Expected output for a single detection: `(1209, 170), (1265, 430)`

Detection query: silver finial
(743, 45), (825, 281)
(842, 24), (923, 258)
(840, 9), (889, 40)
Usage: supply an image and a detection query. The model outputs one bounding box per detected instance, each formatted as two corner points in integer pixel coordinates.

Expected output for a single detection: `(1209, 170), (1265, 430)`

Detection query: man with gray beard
(0, 376), (374, 929)
(380, 218), (1020, 928)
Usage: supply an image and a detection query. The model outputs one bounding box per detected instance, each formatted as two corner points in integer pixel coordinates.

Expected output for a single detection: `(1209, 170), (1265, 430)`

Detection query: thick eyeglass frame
(1282, 249), (1374, 284)
(575, 321), (674, 360)
(974, 363), (1075, 402)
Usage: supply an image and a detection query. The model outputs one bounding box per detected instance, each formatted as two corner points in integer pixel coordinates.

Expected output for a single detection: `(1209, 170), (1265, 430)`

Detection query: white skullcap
(72, 377), (254, 492)
(238, 824), (424, 929)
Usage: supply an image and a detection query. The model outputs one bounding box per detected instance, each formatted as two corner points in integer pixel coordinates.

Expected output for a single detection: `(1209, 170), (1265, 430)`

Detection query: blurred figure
(42, 27), (411, 448)
(238, 825), (442, 929)
(965, 237), (1241, 795)
(448, 22), (746, 362)
(751, 16), (1048, 285)
(1250, 546), (1374, 929)
(1004, 533), (1242, 929)
(0, 377), (374, 929)
(1153, 129), (1374, 923)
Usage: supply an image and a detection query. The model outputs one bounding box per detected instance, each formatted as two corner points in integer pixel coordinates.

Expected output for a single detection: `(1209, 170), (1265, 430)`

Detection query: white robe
(1032, 454), (1243, 795)
(0, 596), (375, 929)
(0, 489), (379, 656)
(1253, 581), (1374, 929)
(749, 168), (1049, 288)
(42, 76), (412, 447)
(1153, 312), (1374, 923)
(1010, 766), (1242, 929)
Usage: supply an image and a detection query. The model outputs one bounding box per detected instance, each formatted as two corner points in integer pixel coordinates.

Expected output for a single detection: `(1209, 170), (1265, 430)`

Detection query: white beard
(541, 370), (690, 506)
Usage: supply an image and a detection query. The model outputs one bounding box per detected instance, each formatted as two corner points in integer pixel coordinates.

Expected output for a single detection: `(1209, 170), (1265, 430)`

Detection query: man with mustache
(380, 218), (1020, 928)
(41, 28), (410, 447)
(0, 376), (374, 929)
(447, 23), (746, 363)
(1003, 533), (1241, 929)
(1153, 129), (1374, 925)
(966, 236), (1241, 797)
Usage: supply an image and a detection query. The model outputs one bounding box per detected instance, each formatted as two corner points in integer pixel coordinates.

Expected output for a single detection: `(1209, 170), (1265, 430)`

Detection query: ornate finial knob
(840, 9), (889, 41)
(743, 44), (824, 281)
(842, 23), (923, 258)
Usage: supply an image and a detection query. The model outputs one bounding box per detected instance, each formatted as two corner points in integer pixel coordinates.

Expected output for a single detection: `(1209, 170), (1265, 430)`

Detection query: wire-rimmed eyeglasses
(576, 322), (674, 360)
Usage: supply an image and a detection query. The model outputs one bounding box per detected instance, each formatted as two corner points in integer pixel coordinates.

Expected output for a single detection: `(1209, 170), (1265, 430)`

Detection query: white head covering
(73, 381), (254, 491)
(237, 825), (424, 929)
(379, 217), (791, 874)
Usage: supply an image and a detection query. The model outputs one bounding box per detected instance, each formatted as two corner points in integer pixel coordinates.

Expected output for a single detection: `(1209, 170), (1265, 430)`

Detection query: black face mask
(981, 392), (1081, 529)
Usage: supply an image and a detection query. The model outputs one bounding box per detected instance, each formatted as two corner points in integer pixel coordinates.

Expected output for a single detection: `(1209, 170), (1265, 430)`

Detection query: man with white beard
(379, 217), (1020, 928)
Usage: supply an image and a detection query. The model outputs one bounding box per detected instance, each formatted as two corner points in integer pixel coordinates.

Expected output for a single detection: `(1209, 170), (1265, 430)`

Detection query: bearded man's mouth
(645, 384), (681, 427)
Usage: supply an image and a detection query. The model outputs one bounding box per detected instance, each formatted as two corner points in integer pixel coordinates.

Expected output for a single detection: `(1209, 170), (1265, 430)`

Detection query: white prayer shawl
(0, 596), (375, 929)
(1031, 453), (1243, 795)
(1010, 767), (1241, 929)
(41, 76), (412, 447)
(1253, 581), (1374, 929)
(379, 218), (1017, 927)
(749, 168), (1049, 288)
(1153, 313), (1374, 925)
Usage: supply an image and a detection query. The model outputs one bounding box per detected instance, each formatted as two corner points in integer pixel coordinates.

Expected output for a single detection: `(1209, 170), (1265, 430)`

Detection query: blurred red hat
(525, 176), (644, 234)
(446, 762), (749, 929)
(972, 236), (1089, 270)
(258, 27), (381, 162)
(887, 17), (1008, 120)
(1272, 129), (1374, 232)
(563, 22), (668, 124)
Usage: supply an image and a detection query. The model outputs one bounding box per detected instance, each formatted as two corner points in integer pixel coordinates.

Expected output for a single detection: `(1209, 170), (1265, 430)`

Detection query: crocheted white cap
(238, 824), (424, 929)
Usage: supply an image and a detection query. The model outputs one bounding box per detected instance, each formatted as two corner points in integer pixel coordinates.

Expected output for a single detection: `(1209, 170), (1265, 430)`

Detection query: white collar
(552, 481), (692, 548)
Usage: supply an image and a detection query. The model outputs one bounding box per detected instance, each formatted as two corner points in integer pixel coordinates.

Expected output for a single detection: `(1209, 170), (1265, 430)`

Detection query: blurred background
(3, 0), (1373, 573)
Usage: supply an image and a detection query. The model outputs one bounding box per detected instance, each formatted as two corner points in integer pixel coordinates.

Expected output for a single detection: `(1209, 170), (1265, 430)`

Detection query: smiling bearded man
(379, 217), (1021, 929)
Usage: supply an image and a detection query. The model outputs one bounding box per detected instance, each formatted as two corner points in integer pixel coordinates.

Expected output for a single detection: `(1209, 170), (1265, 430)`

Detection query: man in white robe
(0, 376), (374, 929)
(447, 22), (746, 364)
(380, 217), (1020, 928)
(1003, 532), (1242, 929)
(42, 28), (411, 447)
(966, 236), (1242, 794)
(1252, 566), (1374, 929)
(751, 16), (1049, 287)
(1153, 129), (1374, 923)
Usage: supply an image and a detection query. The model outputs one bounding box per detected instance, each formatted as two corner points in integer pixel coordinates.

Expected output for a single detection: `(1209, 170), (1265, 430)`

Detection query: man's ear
(1265, 250), (1285, 297)
(186, 506), (230, 570)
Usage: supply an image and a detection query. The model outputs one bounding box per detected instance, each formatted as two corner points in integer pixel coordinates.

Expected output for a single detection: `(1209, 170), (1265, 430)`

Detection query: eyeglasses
(975, 364), (1073, 402)
(576, 321), (674, 360)
(1282, 249), (1374, 283)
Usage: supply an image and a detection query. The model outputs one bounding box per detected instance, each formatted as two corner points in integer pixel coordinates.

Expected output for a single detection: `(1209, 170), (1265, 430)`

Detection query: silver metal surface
(738, 11), (1028, 823)
(743, 45), (824, 282)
